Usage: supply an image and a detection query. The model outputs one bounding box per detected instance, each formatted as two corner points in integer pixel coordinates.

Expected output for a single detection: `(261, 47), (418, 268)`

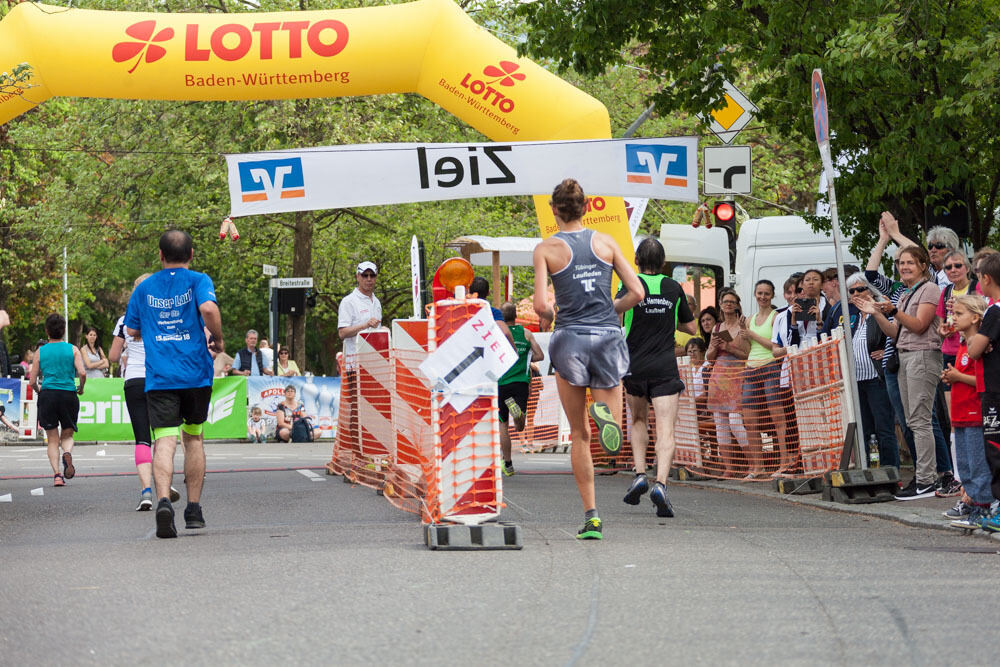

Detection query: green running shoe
(588, 402), (622, 454)
(576, 517), (603, 540)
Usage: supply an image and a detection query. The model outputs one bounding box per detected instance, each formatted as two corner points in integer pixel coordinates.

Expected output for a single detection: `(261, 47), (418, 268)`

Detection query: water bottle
(868, 434), (880, 468)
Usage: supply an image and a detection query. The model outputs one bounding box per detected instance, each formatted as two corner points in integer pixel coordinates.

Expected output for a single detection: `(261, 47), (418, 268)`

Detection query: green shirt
(498, 324), (530, 386)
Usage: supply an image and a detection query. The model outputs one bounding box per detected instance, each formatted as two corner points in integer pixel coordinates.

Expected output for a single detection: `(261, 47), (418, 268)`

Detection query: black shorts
(623, 376), (684, 400)
(498, 382), (530, 422)
(38, 389), (79, 432)
(146, 386), (212, 429)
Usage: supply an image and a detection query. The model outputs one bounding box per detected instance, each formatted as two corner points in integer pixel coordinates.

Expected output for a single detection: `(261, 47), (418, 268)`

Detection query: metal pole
(623, 103), (655, 138)
(62, 245), (68, 342)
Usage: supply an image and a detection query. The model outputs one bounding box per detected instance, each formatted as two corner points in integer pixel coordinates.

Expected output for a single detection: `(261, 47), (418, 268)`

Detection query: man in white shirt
(338, 261), (382, 360)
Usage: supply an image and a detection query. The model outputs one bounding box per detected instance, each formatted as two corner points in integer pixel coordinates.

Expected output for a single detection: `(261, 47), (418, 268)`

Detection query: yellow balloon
(0, 0), (631, 255)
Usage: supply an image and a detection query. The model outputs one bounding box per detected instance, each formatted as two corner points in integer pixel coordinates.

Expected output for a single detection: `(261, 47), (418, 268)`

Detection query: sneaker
(502, 462), (515, 477)
(505, 398), (526, 432)
(894, 478), (936, 501)
(981, 509), (1000, 533)
(155, 499), (177, 538)
(588, 402), (622, 455)
(53, 473), (65, 487)
(942, 500), (971, 519)
(184, 503), (205, 529)
(951, 506), (990, 530)
(623, 474), (650, 505)
(169, 486), (181, 503)
(576, 517), (603, 540)
(135, 492), (153, 512)
(62, 452), (75, 479)
(935, 472), (962, 498)
(650, 481), (675, 518)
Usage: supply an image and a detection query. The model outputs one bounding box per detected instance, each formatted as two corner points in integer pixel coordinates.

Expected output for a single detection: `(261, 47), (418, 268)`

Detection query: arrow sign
(445, 347), (484, 383)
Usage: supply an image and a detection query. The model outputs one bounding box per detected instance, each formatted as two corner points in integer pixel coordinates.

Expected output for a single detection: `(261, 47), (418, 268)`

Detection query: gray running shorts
(549, 327), (630, 389)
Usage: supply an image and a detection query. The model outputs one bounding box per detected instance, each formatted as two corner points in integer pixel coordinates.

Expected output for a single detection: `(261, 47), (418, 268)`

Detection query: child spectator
(967, 253), (1000, 531)
(940, 295), (992, 528)
(247, 406), (267, 443)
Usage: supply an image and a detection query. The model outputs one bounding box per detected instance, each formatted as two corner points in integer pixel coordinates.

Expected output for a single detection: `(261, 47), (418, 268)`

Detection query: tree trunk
(291, 210), (312, 373)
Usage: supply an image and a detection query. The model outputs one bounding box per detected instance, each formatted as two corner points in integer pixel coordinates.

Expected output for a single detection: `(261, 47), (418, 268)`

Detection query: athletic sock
(585, 508), (599, 521)
(141, 487), (152, 495)
(504, 460), (513, 467)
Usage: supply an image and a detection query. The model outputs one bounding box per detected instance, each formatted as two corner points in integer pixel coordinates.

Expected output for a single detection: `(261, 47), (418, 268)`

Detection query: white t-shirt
(337, 288), (382, 359)
(113, 315), (146, 381)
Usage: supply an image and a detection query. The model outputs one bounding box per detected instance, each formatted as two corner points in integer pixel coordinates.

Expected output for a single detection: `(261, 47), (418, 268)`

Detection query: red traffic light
(713, 201), (736, 224)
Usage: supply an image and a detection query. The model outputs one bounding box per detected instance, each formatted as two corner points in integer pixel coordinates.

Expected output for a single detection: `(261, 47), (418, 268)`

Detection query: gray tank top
(550, 229), (620, 330)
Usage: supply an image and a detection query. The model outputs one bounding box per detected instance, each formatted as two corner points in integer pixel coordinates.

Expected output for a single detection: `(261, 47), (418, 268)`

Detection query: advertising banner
(0, 378), (21, 432)
(247, 376), (340, 439)
(74, 377), (246, 441)
(225, 137), (699, 217)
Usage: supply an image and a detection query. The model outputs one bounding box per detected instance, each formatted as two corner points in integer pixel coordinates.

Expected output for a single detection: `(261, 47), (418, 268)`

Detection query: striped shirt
(852, 316), (879, 382)
(865, 271), (905, 369)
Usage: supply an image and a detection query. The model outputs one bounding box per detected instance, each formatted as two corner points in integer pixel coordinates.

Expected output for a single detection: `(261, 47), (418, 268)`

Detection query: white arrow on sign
(703, 145), (752, 195)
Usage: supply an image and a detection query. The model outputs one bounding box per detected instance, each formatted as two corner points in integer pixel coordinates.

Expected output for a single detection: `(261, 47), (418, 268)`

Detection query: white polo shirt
(338, 287), (382, 359)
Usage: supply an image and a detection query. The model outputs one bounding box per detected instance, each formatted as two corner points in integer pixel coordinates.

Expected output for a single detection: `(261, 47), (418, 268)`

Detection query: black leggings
(124, 378), (152, 446)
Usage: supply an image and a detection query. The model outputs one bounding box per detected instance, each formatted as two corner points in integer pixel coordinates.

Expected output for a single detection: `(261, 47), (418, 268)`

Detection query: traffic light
(713, 200), (736, 226)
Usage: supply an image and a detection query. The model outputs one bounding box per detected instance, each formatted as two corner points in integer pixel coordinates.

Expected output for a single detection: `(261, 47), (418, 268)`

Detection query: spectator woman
(81, 326), (109, 378)
(19, 345), (34, 380)
(698, 306), (720, 343)
(706, 288), (749, 477)
(275, 385), (320, 442)
(926, 225), (961, 286)
(29, 314), (87, 487)
(275, 347), (300, 377)
(940, 294), (994, 527)
(788, 269), (825, 344)
(738, 280), (792, 477)
(938, 251), (976, 370)
(846, 273), (900, 469)
(865, 245), (943, 500)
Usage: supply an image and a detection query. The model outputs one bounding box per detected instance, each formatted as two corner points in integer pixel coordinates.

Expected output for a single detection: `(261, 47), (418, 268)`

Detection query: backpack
(291, 417), (312, 442)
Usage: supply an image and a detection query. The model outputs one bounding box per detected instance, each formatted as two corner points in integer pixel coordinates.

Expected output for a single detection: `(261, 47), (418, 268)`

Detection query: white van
(660, 215), (862, 308)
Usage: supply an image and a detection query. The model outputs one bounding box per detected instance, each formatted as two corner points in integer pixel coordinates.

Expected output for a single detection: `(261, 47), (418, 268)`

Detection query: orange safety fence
(510, 332), (850, 480)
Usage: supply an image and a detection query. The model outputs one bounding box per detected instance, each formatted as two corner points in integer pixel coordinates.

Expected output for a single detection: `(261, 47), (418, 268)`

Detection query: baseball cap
(357, 261), (378, 274)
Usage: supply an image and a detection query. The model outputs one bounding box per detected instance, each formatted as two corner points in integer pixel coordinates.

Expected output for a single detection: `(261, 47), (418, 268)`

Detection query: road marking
(0, 493), (11, 502)
(296, 469), (325, 482)
(96, 450), (106, 457)
(30, 488), (44, 496)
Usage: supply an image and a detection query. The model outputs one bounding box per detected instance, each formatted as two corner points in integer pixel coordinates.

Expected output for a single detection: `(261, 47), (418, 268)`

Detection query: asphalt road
(2, 442), (999, 666)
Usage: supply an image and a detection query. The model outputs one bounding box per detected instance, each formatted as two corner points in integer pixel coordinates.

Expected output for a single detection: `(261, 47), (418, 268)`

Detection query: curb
(675, 476), (1000, 544)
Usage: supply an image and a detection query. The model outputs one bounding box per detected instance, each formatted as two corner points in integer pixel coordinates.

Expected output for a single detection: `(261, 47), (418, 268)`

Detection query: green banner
(74, 377), (247, 441)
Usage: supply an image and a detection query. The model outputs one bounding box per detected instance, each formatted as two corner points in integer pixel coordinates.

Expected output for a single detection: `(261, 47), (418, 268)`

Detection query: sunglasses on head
(928, 242), (948, 250)
(943, 263), (964, 271)
(848, 287), (868, 295)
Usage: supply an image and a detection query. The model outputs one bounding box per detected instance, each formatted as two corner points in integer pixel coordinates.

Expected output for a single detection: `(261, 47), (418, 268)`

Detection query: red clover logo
(482, 61), (525, 87)
(113, 21), (175, 74)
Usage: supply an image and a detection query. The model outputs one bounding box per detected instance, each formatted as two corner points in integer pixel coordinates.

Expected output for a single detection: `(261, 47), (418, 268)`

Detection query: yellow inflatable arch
(0, 0), (631, 251)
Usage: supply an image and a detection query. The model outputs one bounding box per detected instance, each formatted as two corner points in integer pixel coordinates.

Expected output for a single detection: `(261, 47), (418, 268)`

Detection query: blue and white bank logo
(625, 144), (688, 188)
(239, 157), (305, 203)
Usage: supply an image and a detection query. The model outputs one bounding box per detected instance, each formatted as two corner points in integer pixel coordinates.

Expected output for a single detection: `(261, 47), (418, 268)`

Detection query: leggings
(124, 378), (152, 446)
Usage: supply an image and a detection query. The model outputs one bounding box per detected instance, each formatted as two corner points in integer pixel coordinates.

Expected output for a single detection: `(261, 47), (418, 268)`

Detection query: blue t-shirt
(124, 268), (216, 390)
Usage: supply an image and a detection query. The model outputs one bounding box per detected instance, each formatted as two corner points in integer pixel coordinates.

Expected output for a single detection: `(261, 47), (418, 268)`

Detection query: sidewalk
(674, 473), (1000, 544)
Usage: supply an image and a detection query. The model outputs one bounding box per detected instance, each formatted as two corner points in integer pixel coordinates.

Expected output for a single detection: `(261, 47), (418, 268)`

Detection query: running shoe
(951, 506), (990, 530)
(184, 503), (205, 530)
(894, 479), (936, 501)
(169, 486), (181, 503)
(981, 508), (1000, 533)
(136, 491), (153, 512)
(935, 472), (962, 498)
(62, 452), (75, 479)
(588, 402), (622, 455)
(155, 499), (177, 538)
(53, 473), (65, 487)
(942, 500), (971, 519)
(576, 517), (603, 540)
(623, 474), (649, 505)
(650, 481), (675, 518)
(505, 397), (526, 432)
(502, 462), (515, 477)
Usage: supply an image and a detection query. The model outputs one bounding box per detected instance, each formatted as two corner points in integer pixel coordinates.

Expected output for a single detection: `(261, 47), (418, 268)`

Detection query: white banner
(225, 137), (698, 217)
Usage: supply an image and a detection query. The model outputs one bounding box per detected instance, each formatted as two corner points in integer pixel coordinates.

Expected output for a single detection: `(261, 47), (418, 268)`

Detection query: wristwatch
(887, 307), (898, 317)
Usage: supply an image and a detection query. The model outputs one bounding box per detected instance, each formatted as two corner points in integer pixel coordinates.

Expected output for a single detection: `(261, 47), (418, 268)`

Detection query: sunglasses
(360, 272), (377, 278)
(721, 300), (739, 306)
(848, 287), (868, 295)
(943, 263), (965, 271)
(928, 243), (948, 250)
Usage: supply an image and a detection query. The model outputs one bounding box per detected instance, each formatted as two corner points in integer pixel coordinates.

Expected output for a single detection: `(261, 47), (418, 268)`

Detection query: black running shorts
(146, 386), (212, 429)
(37, 389), (79, 432)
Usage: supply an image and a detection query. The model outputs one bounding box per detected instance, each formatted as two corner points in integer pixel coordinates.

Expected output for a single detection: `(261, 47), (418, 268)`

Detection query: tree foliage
(517, 0), (1000, 250)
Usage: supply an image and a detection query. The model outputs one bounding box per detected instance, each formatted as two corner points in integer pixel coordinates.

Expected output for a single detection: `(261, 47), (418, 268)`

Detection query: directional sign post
(812, 68), (865, 468)
(703, 145), (752, 195)
(702, 80), (759, 144)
